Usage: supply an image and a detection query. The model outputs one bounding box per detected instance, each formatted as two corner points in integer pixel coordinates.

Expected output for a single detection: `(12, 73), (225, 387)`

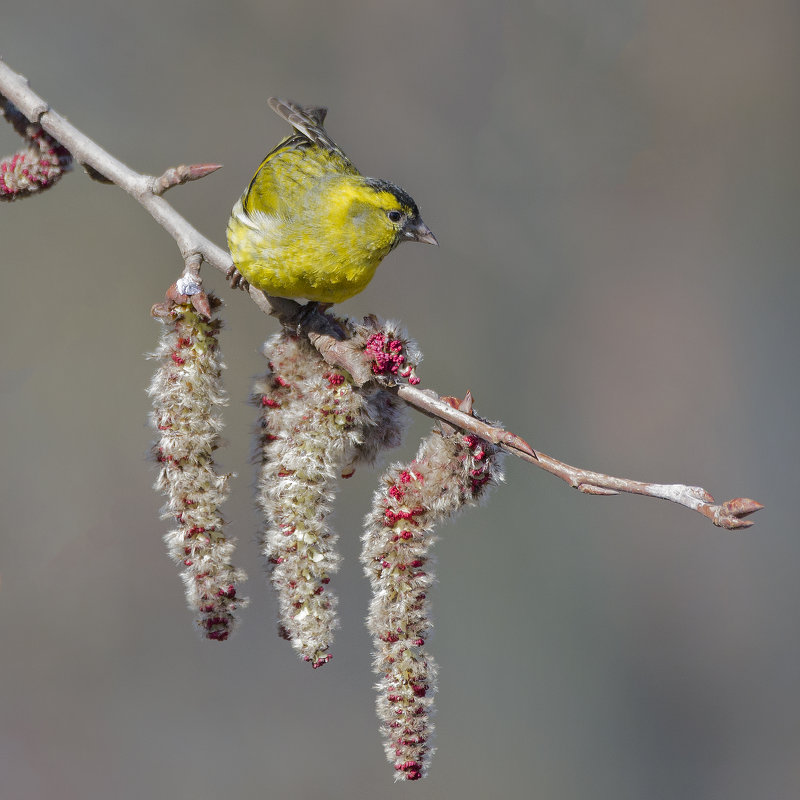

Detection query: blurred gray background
(1, 2), (797, 798)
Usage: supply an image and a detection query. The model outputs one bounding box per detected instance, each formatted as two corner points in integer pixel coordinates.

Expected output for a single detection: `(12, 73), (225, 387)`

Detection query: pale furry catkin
(0, 98), (72, 200)
(362, 422), (504, 780)
(149, 296), (247, 641)
(253, 321), (413, 667)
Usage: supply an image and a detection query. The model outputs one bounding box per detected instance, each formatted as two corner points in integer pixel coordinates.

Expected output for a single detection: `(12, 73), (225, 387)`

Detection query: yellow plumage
(227, 98), (437, 304)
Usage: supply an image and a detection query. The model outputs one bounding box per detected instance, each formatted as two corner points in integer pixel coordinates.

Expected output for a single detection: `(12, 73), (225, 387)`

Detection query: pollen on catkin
(253, 319), (411, 668)
(149, 294), (247, 641)
(361, 417), (505, 781)
(0, 98), (72, 200)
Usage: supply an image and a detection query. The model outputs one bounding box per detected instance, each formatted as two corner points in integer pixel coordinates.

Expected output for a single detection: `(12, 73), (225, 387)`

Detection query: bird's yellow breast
(227, 175), (399, 303)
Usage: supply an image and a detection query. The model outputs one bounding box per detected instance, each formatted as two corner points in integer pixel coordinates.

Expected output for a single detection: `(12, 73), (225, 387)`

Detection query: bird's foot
(226, 265), (249, 291)
(294, 301), (333, 332)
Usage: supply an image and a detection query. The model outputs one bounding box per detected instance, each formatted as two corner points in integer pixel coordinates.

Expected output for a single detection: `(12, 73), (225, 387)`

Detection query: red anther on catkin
(357, 319), (422, 388)
(325, 372), (345, 386)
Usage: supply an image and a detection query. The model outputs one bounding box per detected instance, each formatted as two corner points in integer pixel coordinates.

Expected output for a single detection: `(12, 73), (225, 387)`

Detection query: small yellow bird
(227, 98), (437, 305)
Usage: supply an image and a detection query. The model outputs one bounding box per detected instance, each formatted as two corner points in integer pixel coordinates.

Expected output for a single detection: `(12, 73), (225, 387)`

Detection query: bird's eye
(387, 210), (402, 223)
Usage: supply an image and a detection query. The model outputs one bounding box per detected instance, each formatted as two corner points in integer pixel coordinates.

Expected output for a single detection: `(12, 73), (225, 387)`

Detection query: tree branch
(0, 57), (763, 530)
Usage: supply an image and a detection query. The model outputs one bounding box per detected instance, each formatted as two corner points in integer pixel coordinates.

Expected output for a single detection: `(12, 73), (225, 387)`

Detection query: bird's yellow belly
(227, 205), (385, 303)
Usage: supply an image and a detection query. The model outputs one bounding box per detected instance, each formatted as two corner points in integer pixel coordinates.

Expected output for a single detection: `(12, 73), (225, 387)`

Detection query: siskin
(227, 98), (437, 305)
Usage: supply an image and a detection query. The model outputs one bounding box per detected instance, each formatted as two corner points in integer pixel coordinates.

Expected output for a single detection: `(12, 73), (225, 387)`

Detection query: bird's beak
(402, 217), (439, 246)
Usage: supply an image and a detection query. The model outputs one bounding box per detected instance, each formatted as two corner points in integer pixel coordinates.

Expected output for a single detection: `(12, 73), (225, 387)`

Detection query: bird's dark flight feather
(268, 97), (350, 162)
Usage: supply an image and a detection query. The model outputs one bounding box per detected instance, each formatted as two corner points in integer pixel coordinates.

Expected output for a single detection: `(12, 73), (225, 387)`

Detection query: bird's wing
(268, 97), (355, 166)
(242, 99), (357, 217)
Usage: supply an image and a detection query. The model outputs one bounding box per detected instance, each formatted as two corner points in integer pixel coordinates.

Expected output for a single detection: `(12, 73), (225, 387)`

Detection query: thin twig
(0, 57), (764, 530)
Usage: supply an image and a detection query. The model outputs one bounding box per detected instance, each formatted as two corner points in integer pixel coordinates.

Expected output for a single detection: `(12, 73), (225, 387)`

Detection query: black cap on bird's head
(366, 178), (439, 247)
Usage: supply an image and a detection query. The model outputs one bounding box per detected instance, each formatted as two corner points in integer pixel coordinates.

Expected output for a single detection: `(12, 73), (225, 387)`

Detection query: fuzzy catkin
(362, 423), (505, 781)
(253, 324), (411, 667)
(0, 99), (72, 200)
(149, 297), (247, 641)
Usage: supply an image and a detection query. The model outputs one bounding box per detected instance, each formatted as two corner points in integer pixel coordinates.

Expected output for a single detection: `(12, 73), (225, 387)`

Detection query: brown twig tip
(153, 163), (223, 195)
(501, 431), (538, 460)
(712, 498), (764, 530)
(187, 162), (223, 179)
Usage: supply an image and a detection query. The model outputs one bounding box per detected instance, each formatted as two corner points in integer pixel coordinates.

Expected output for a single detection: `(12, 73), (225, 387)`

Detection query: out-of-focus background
(1, 2), (797, 798)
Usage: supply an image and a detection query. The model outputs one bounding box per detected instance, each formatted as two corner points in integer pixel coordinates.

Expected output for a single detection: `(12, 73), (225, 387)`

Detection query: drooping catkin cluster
(0, 98), (72, 200)
(149, 295), (247, 641)
(362, 421), (505, 781)
(253, 321), (413, 667)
